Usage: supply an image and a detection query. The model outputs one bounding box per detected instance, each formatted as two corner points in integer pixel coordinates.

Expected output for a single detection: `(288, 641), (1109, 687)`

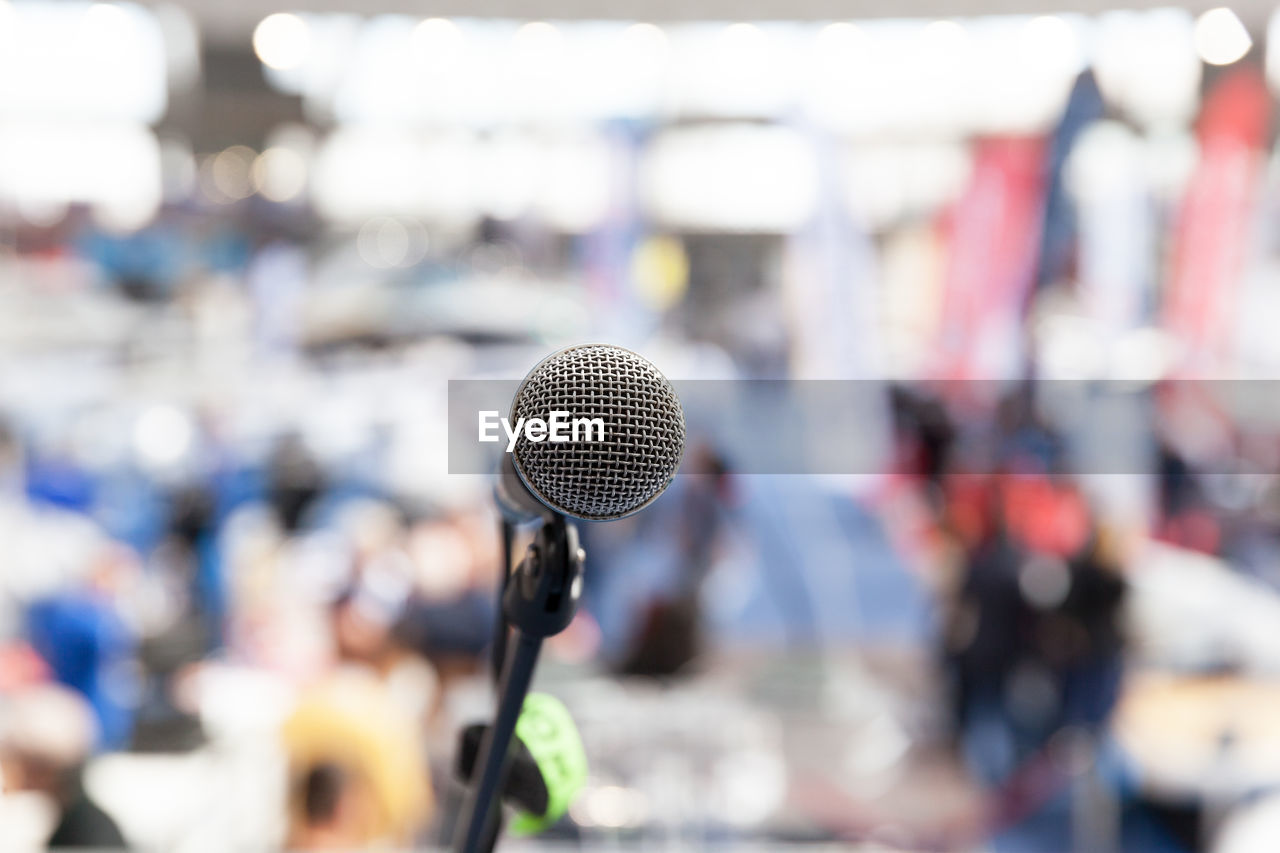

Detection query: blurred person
(616, 444), (734, 677)
(130, 485), (222, 751)
(1151, 383), (1231, 555)
(989, 382), (1067, 479)
(941, 473), (1136, 850)
(0, 683), (126, 849)
(394, 512), (497, 677)
(324, 502), (447, 732)
(943, 474), (1117, 751)
(0, 417), (138, 750)
(167, 483), (224, 650)
(891, 386), (957, 495)
(220, 506), (332, 678)
(25, 571), (137, 752)
(1052, 528), (1127, 730)
(331, 578), (410, 677)
(267, 433), (325, 534)
(943, 506), (1028, 784)
(1154, 438), (1221, 556)
(282, 669), (433, 849)
(288, 761), (365, 850)
(329, 501), (415, 675)
(0, 416), (21, 494)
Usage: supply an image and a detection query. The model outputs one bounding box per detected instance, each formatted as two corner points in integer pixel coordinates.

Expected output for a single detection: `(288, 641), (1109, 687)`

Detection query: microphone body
(494, 453), (552, 523)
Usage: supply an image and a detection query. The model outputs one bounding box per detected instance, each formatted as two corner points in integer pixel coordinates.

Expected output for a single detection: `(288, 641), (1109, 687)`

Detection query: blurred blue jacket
(26, 593), (136, 750)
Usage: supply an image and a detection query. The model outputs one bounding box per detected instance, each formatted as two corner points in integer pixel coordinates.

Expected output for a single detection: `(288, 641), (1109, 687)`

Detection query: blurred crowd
(0, 411), (492, 847)
(6, 5), (1280, 853)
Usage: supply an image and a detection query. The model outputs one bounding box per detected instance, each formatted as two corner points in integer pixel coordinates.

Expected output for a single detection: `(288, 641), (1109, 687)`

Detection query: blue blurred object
(395, 590), (496, 658)
(1034, 70), (1106, 291)
(77, 222), (187, 298)
(91, 467), (168, 554)
(26, 593), (137, 750)
(26, 456), (97, 514)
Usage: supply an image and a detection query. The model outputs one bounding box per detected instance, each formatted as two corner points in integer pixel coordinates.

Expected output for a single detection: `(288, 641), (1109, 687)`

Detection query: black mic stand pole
(454, 513), (583, 853)
(491, 519), (514, 687)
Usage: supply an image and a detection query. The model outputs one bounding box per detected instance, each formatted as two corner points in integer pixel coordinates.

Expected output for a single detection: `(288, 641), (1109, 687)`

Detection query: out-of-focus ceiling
(180, 0), (1274, 43)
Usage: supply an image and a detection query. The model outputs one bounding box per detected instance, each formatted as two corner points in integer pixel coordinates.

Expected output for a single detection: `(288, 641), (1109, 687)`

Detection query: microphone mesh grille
(511, 344), (685, 520)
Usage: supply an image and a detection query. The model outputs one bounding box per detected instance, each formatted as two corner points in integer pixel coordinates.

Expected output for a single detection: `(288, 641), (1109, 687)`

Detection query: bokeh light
(253, 12), (310, 70)
(252, 146), (307, 202)
(1195, 7), (1252, 66)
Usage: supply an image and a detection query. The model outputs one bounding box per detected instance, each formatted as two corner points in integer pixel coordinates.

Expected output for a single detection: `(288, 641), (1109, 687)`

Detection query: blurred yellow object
(281, 669), (433, 847)
(1115, 672), (1280, 798)
(630, 236), (689, 311)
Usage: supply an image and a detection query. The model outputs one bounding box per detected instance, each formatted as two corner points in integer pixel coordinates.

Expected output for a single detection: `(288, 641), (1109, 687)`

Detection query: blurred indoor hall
(4, 2), (1280, 852)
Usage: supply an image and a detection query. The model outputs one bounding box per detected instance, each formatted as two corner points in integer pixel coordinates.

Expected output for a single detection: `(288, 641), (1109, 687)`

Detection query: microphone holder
(453, 513), (583, 853)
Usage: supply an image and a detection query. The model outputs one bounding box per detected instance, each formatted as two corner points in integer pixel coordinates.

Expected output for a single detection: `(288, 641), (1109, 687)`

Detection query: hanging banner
(1037, 70), (1107, 292)
(933, 137), (1047, 381)
(1164, 67), (1271, 375)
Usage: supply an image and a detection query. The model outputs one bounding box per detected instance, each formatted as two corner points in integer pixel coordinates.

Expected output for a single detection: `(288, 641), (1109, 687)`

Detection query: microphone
(495, 343), (686, 522)
(458, 344), (684, 853)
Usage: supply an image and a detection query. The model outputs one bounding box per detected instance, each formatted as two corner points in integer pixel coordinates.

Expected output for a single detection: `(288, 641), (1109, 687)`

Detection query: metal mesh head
(510, 344), (685, 520)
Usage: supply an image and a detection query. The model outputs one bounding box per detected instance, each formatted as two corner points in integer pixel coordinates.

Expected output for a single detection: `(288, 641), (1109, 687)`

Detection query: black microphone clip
(505, 515), (583, 638)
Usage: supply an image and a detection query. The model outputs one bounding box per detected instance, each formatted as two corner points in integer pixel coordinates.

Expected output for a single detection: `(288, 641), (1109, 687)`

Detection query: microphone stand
(453, 513), (583, 853)
(490, 519), (514, 689)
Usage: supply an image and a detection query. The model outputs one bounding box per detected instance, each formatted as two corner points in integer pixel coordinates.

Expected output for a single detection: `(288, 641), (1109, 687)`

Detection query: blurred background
(3, 1), (1280, 851)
